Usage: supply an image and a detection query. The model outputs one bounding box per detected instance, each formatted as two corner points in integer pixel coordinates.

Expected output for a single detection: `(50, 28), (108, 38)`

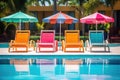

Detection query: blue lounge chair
(86, 30), (110, 52)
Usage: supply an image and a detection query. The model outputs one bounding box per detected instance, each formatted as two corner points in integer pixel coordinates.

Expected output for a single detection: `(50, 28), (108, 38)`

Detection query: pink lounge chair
(36, 30), (58, 52)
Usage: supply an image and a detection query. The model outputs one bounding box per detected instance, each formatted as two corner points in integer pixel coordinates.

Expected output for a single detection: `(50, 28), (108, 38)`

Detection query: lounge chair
(36, 30), (58, 52)
(85, 30), (110, 52)
(8, 30), (35, 52)
(62, 30), (84, 52)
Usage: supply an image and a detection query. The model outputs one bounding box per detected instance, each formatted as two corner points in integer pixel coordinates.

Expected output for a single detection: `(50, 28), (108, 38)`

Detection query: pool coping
(0, 50), (120, 59)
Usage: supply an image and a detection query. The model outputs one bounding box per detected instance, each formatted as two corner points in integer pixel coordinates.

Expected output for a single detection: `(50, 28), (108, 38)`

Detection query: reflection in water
(10, 59), (32, 74)
(63, 59), (83, 79)
(36, 59), (56, 78)
(85, 58), (108, 74)
(0, 58), (119, 80)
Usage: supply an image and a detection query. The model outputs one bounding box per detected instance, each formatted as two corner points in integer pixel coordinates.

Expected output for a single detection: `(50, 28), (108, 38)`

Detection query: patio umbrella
(1, 11), (38, 30)
(42, 11), (78, 42)
(80, 12), (114, 31)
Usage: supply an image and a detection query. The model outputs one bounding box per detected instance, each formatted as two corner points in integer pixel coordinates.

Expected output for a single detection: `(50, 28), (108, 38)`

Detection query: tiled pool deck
(0, 46), (120, 55)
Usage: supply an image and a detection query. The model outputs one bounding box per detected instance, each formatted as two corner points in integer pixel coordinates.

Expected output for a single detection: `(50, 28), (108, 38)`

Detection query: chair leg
(104, 46), (106, 51)
(36, 47), (38, 53)
(8, 48), (10, 52)
(26, 47), (28, 52)
(90, 47), (92, 52)
(108, 46), (110, 52)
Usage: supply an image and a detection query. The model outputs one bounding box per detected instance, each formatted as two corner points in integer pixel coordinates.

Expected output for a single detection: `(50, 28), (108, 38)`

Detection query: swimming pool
(0, 43), (120, 80)
(0, 58), (120, 80)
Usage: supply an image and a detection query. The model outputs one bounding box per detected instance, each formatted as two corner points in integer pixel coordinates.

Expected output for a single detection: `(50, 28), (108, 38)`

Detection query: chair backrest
(89, 30), (104, 44)
(15, 30), (30, 43)
(40, 30), (55, 43)
(65, 30), (80, 43)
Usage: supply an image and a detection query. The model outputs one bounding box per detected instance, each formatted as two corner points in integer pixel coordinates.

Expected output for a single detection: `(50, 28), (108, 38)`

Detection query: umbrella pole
(96, 21), (97, 32)
(19, 20), (21, 30)
(59, 22), (62, 50)
(59, 23), (61, 43)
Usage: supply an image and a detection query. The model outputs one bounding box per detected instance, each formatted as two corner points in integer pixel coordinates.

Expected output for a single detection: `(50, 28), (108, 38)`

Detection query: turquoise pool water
(0, 43), (120, 80)
(0, 58), (120, 80)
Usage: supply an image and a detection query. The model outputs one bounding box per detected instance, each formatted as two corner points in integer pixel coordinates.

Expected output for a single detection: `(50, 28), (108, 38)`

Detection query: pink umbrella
(80, 12), (114, 30)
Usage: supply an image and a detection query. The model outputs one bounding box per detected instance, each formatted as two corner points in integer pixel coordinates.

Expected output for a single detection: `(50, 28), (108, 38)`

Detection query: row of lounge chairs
(8, 30), (110, 52)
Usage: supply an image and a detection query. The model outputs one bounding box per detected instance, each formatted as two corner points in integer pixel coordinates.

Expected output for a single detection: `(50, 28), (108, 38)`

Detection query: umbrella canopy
(1, 11), (38, 29)
(43, 11), (78, 24)
(42, 11), (78, 42)
(80, 12), (114, 24)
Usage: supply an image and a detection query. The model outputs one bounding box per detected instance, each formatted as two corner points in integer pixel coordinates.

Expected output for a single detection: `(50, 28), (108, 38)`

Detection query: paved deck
(0, 46), (120, 55)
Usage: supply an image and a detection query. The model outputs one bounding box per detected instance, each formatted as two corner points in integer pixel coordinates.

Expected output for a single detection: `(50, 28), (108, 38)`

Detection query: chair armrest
(37, 40), (40, 43)
(55, 40), (58, 46)
(80, 40), (84, 46)
(9, 40), (15, 46)
(105, 40), (109, 44)
(85, 40), (90, 47)
(30, 40), (35, 46)
(10, 40), (15, 43)
(62, 40), (65, 51)
(29, 40), (35, 50)
(85, 40), (90, 51)
(62, 40), (65, 45)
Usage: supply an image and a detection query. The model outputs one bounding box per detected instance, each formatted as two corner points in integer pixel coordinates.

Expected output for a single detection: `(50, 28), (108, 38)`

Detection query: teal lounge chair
(86, 30), (110, 52)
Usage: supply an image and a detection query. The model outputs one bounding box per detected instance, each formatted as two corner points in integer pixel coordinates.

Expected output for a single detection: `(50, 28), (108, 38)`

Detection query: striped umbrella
(80, 12), (114, 30)
(42, 11), (78, 42)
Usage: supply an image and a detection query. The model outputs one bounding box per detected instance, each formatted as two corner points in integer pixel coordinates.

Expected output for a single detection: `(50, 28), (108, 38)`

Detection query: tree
(26, 0), (51, 6)
(4, 0), (27, 12)
(103, 0), (118, 16)
(53, 0), (57, 14)
(83, 0), (102, 16)
(0, 1), (10, 17)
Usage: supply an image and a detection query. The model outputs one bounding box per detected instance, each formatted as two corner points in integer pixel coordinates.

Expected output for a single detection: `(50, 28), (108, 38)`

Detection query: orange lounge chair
(62, 30), (84, 52)
(8, 30), (35, 52)
(36, 30), (58, 52)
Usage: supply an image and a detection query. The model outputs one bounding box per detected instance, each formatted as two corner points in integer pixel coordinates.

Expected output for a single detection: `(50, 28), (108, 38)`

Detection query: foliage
(30, 35), (88, 42)
(83, 0), (102, 16)
(103, 0), (118, 16)
(26, 0), (51, 6)
(0, 1), (7, 12)
(36, 22), (44, 32)
(89, 23), (111, 32)
(5, 23), (17, 41)
(0, 0), (27, 18)
(103, 0), (118, 8)
(0, 1), (10, 17)
(0, 21), (6, 34)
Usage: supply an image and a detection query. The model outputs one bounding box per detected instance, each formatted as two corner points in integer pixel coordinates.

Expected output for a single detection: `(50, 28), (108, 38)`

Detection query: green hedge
(30, 36), (88, 42)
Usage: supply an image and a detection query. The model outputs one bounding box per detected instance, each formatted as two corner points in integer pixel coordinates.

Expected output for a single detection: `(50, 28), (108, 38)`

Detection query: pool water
(0, 58), (120, 80)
